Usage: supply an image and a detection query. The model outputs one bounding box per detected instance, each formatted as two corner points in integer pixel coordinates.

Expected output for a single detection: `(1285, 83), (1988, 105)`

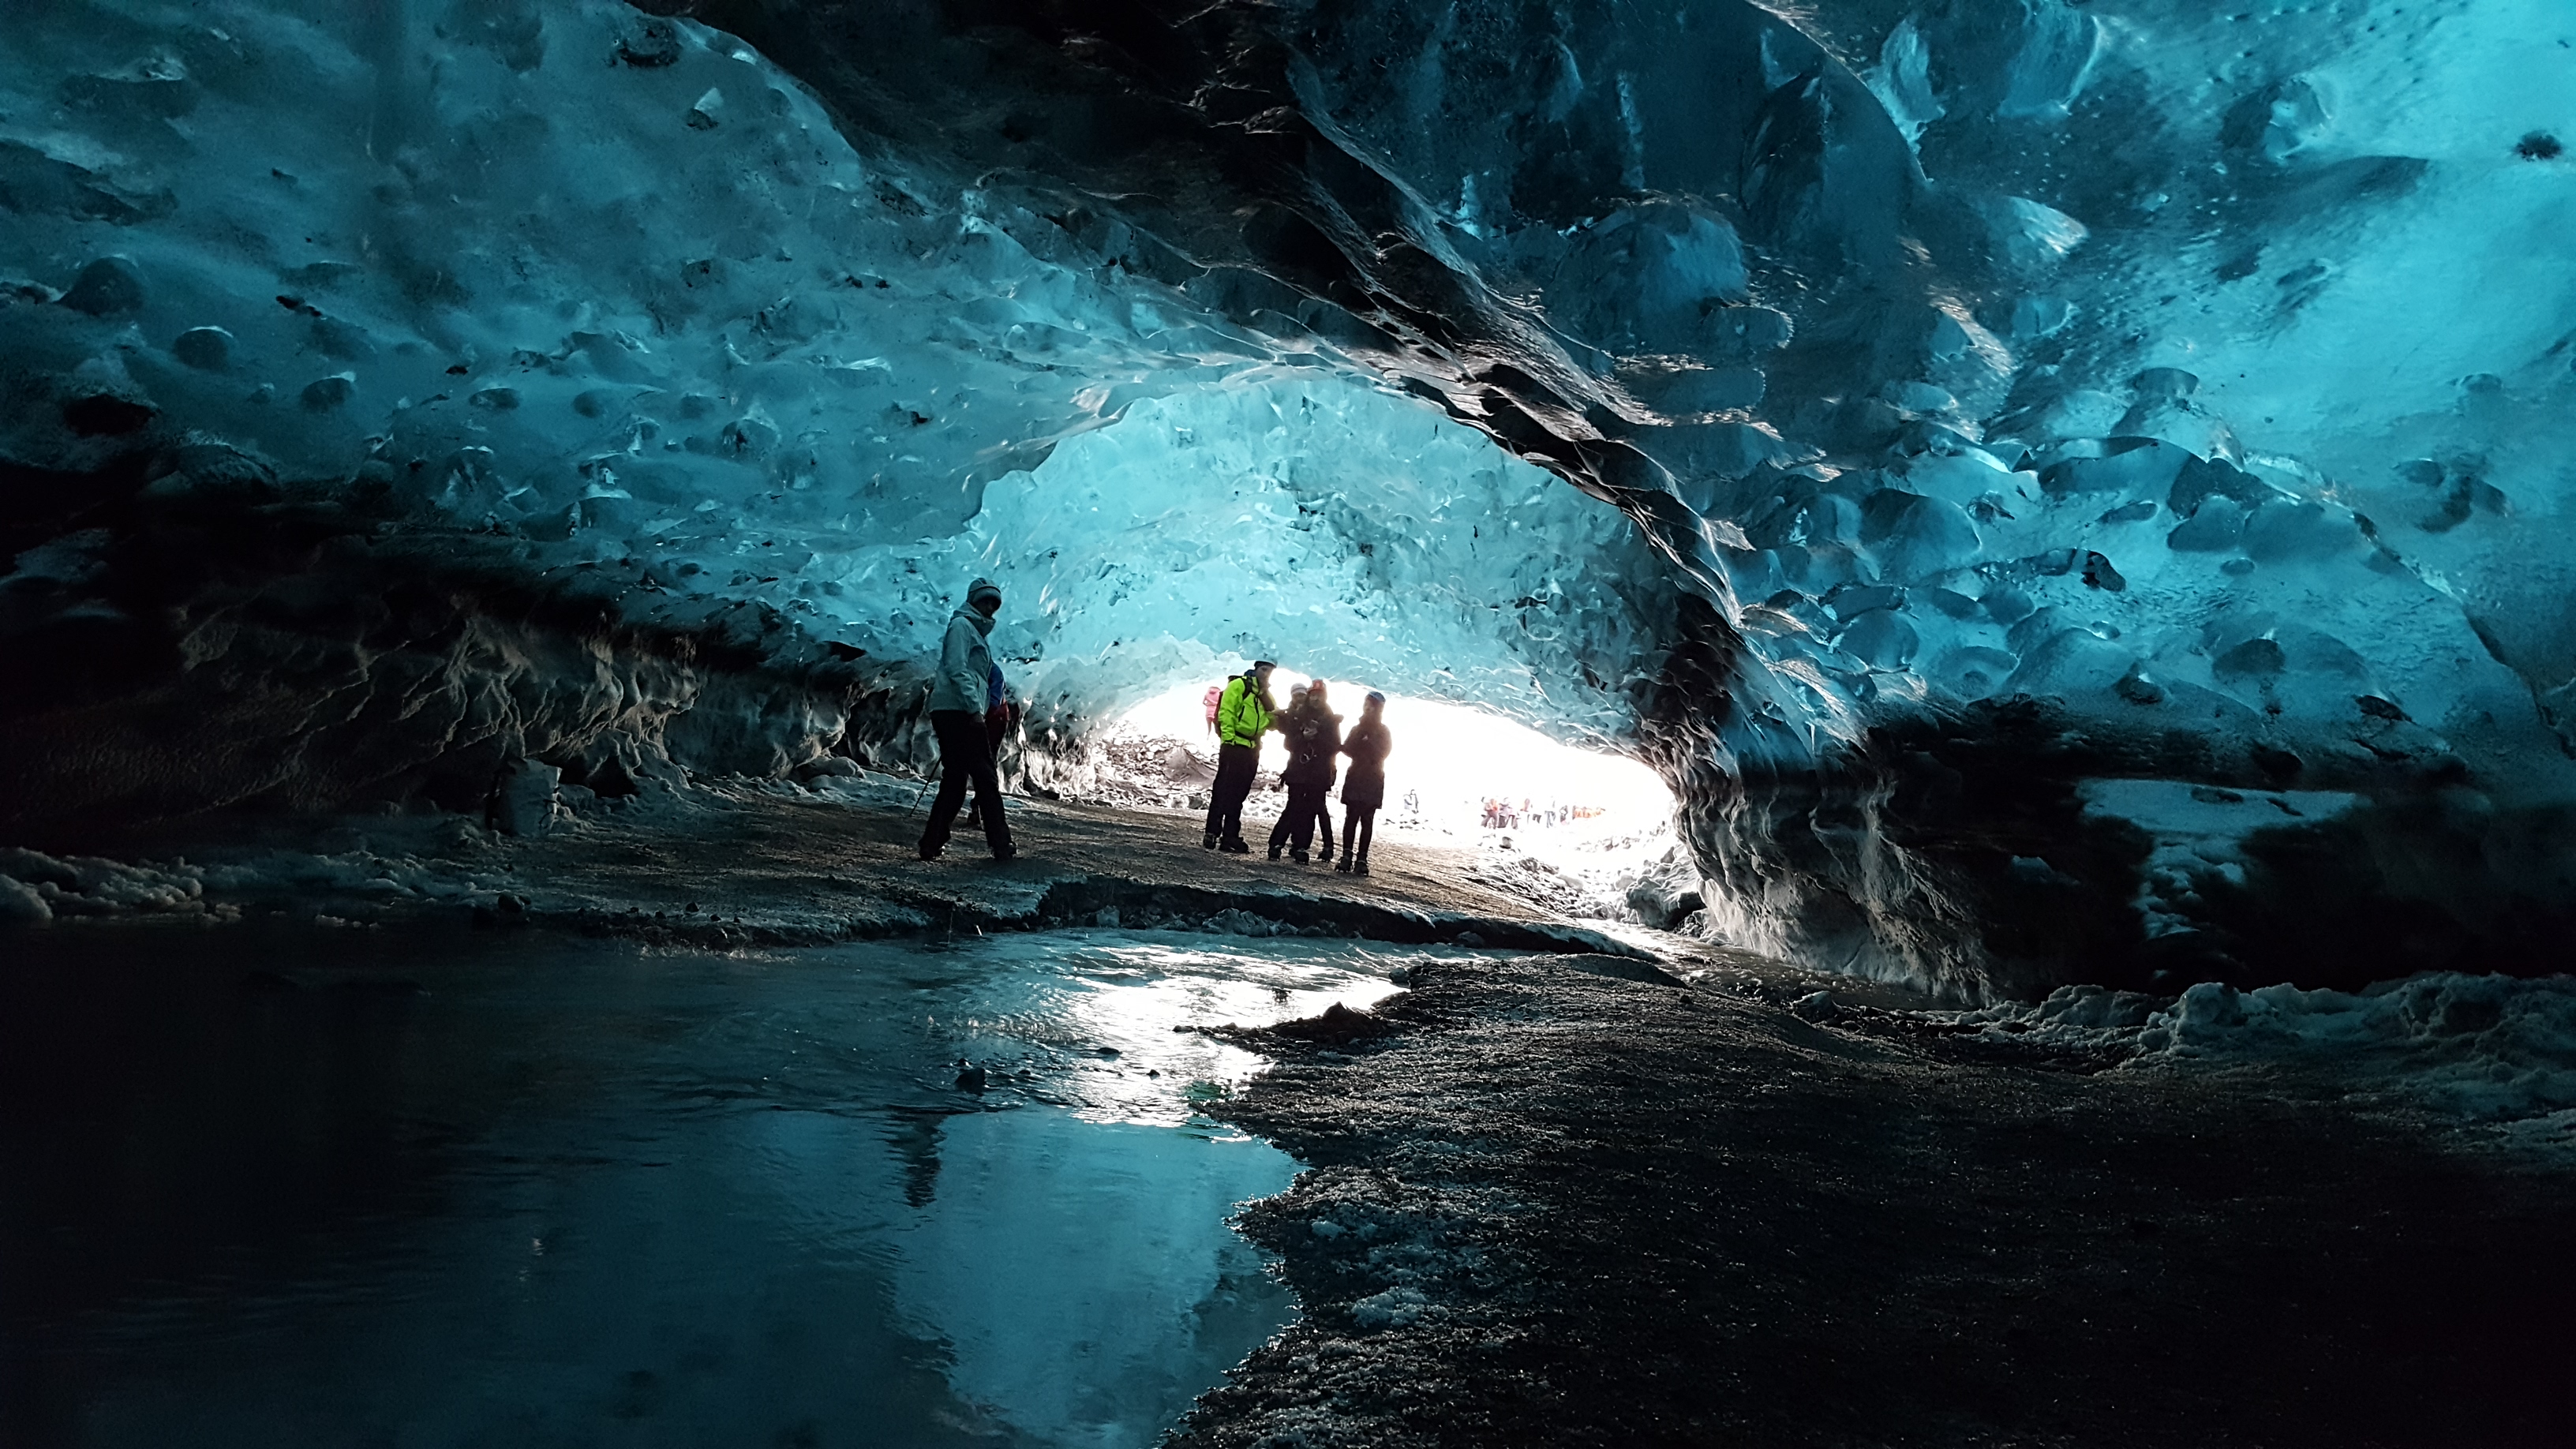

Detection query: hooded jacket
(928, 605), (995, 713)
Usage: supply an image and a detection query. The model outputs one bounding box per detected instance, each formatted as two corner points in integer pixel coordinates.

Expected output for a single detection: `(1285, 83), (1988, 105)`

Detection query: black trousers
(1341, 806), (1376, 861)
(1270, 784), (1330, 852)
(979, 714), (1009, 834)
(1204, 743), (1258, 843)
(922, 709), (1012, 856)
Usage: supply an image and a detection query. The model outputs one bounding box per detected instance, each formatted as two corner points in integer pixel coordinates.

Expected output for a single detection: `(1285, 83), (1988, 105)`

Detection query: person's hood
(952, 605), (994, 637)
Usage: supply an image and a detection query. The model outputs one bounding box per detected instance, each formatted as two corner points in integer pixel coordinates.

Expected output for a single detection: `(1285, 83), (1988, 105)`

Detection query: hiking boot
(1334, 855), (1352, 874)
(918, 844), (943, 862)
(1351, 858), (1369, 877)
(990, 844), (1018, 863)
(1267, 844), (1283, 861)
(1201, 833), (1219, 850)
(1220, 838), (1251, 854)
(1290, 849), (1309, 865)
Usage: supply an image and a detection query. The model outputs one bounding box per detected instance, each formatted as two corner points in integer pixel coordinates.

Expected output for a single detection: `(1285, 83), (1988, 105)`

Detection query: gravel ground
(1173, 955), (2576, 1449)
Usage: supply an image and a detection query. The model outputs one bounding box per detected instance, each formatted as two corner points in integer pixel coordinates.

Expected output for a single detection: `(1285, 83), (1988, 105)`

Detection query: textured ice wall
(596, 0), (2576, 992)
(9, 0), (2575, 994)
(0, 0), (1201, 530)
(812, 373), (1672, 758)
(0, 1), (1677, 833)
(1221, 0), (2575, 992)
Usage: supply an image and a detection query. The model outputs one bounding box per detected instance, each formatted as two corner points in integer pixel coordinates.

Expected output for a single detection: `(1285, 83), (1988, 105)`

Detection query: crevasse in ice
(5, 0), (2574, 993)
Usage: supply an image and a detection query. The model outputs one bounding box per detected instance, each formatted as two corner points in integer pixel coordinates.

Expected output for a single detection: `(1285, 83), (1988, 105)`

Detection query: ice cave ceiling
(3, 0), (2572, 995)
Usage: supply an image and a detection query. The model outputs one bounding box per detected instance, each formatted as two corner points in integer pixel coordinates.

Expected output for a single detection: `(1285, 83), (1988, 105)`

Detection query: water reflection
(0, 927), (1407, 1447)
(931, 935), (1404, 1125)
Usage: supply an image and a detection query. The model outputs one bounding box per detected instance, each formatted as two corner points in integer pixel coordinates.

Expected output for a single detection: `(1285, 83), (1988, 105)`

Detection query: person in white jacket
(917, 578), (1017, 862)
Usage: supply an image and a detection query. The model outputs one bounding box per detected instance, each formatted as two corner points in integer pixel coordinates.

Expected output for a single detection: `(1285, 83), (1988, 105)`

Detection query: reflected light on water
(0, 928), (1436, 1449)
(939, 934), (1407, 1126)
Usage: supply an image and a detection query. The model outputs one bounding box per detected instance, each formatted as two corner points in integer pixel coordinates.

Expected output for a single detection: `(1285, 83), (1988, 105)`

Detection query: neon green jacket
(1217, 674), (1275, 749)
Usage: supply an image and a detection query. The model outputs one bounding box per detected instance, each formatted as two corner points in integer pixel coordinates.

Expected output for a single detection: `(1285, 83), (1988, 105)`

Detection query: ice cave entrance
(1110, 678), (1676, 857)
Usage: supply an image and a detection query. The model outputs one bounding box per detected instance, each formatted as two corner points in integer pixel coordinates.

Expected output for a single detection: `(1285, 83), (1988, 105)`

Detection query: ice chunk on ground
(1931, 973), (2576, 1148)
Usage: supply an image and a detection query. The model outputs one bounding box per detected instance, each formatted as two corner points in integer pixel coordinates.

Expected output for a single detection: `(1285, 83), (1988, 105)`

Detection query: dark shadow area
(1185, 957), (2576, 1447)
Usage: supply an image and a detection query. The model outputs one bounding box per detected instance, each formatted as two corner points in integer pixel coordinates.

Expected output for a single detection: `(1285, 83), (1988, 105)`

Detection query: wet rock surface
(1178, 957), (2576, 1448)
(40, 784), (1674, 960)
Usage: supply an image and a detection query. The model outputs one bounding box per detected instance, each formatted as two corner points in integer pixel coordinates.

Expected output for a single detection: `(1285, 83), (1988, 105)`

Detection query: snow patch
(0, 848), (227, 923)
(2077, 780), (2361, 940)
(1941, 974), (2576, 1147)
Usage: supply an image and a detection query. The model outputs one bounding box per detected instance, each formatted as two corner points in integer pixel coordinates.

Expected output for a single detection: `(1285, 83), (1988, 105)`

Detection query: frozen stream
(0, 926), (1404, 1447)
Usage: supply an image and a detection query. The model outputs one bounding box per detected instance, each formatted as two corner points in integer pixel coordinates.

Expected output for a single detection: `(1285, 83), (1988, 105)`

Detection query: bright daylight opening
(1080, 675), (1685, 920)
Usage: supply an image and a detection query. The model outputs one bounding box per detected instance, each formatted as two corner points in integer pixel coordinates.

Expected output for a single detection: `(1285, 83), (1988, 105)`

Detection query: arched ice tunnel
(6, 0), (2576, 1001)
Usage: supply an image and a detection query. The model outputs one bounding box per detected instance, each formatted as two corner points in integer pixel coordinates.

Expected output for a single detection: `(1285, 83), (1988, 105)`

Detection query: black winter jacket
(1339, 720), (1390, 808)
(1281, 702), (1342, 788)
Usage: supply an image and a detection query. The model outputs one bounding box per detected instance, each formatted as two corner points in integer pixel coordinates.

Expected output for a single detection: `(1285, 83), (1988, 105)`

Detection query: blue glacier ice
(4, 0), (2575, 995)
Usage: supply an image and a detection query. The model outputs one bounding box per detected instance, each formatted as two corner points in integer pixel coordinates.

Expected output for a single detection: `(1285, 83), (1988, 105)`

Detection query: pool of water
(0, 924), (1408, 1447)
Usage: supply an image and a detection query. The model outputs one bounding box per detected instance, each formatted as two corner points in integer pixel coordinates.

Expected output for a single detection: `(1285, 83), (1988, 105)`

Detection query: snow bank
(0, 839), (520, 927)
(1944, 973), (2576, 1145)
(0, 847), (223, 923)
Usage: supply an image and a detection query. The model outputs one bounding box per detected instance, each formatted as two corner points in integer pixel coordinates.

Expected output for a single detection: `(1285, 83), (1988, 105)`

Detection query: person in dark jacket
(1202, 660), (1277, 852)
(1267, 682), (1342, 863)
(919, 578), (1016, 862)
(1335, 691), (1391, 875)
(1301, 680), (1336, 859)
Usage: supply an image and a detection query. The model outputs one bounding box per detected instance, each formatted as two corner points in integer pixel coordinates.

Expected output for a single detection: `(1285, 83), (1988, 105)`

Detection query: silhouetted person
(919, 578), (1016, 863)
(1202, 660), (1276, 852)
(1268, 681), (1341, 863)
(1336, 691), (1391, 876)
(1305, 680), (1337, 859)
